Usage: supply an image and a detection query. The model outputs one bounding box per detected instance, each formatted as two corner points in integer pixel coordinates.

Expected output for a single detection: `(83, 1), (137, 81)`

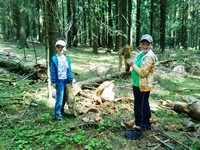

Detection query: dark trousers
(133, 86), (151, 128)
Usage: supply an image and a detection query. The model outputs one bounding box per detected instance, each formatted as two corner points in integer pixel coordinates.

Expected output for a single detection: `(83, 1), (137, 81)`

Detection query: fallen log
(0, 60), (33, 75)
(72, 71), (130, 97)
(76, 71), (130, 89)
(181, 95), (200, 120)
(160, 96), (200, 121)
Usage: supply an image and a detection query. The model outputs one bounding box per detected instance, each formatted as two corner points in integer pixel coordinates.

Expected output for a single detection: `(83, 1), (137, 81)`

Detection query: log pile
(67, 80), (133, 123)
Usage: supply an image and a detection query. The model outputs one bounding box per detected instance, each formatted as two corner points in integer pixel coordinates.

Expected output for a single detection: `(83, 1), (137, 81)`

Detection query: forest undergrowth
(0, 41), (200, 150)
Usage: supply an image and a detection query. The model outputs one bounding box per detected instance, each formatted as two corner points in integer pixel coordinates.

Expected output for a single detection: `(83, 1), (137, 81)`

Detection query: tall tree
(128, 0), (132, 45)
(18, 1), (29, 49)
(47, 0), (59, 59)
(115, 0), (120, 51)
(118, 0), (123, 49)
(71, 0), (78, 46)
(107, 0), (113, 51)
(160, 0), (166, 52)
(122, 0), (128, 47)
(150, 0), (154, 36)
(181, 0), (188, 49)
(136, 0), (141, 47)
(91, 0), (99, 54)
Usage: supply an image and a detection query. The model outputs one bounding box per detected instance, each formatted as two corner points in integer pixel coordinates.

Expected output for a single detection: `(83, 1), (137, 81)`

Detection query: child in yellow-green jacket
(124, 34), (158, 140)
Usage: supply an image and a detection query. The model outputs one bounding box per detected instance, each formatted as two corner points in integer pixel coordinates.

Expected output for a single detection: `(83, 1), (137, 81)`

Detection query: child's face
(140, 41), (152, 53)
(56, 45), (65, 55)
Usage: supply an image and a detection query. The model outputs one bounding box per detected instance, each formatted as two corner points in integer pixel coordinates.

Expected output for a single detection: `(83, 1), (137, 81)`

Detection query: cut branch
(76, 71), (130, 89)
(156, 59), (177, 65)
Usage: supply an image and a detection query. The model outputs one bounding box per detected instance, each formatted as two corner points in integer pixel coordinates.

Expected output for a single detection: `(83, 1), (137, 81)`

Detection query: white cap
(55, 40), (66, 47)
(140, 34), (153, 43)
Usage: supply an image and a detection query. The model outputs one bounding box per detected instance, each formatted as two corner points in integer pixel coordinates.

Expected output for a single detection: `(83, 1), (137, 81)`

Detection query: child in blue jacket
(50, 40), (73, 123)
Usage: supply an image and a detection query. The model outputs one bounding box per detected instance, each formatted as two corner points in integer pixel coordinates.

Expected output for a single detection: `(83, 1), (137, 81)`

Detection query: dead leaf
(159, 99), (173, 107)
(123, 120), (134, 128)
(167, 125), (177, 130)
(150, 118), (157, 124)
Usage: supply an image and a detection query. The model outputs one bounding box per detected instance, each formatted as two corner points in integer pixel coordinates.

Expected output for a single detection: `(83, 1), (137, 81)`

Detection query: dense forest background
(0, 0), (199, 59)
(0, 1), (200, 149)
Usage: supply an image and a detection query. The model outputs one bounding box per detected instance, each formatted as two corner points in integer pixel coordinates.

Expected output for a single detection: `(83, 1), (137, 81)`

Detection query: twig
(151, 144), (161, 150)
(192, 126), (200, 148)
(68, 122), (99, 130)
(0, 78), (13, 83)
(20, 71), (35, 81)
(20, 104), (31, 119)
(156, 59), (177, 65)
(176, 88), (200, 92)
(160, 131), (192, 150)
(25, 128), (65, 138)
(153, 135), (174, 150)
(8, 135), (17, 150)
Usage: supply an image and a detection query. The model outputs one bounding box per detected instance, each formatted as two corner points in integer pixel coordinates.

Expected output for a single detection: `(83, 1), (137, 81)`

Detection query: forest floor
(0, 40), (200, 150)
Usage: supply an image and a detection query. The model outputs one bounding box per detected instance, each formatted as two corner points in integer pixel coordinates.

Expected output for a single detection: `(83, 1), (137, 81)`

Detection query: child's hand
(52, 84), (56, 88)
(72, 79), (76, 87)
(126, 59), (133, 66)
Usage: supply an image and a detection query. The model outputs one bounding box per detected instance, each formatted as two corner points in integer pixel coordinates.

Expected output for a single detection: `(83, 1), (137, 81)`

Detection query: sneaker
(61, 112), (77, 117)
(141, 126), (152, 136)
(55, 115), (65, 123)
(141, 126), (151, 131)
(61, 111), (68, 116)
(124, 129), (144, 140)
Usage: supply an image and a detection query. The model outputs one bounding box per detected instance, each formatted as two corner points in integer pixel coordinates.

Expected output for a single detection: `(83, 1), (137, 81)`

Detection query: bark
(160, 96), (200, 121)
(160, 0), (166, 53)
(107, 0), (113, 50)
(122, 0), (128, 47)
(118, 0), (123, 49)
(181, 95), (200, 120)
(76, 71), (129, 90)
(123, 45), (132, 72)
(114, 0), (119, 51)
(65, 84), (78, 116)
(0, 60), (33, 75)
(136, 0), (141, 47)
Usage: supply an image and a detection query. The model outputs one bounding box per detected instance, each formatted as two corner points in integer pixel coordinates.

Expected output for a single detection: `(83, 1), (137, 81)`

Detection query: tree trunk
(150, 0), (154, 36)
(76, 71), (129, 89)
(181, 1), (188, 49)
(123, 45), (132, 72)
(114, 0), (120, 51)
(122, 0), (128, 47)
(91, 0), (98, 54)
(136, 0), (141, 47)
(47, 0), (59, 60)
(128, 0), (132, 45)
(160, 96), (200, 121)
(118, 0), (123, 49)
(160, 0), (166, 53)
(107, 0), (113, 51)
(72, 0), (78, 46)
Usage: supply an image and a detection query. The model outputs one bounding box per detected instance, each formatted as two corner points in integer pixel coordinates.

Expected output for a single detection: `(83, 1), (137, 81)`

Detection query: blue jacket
(50, 54), (73, 84)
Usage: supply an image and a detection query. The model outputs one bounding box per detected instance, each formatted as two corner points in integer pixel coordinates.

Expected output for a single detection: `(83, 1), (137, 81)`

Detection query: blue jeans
(55, 79), (67, 116)
(133, 86), (151, 128)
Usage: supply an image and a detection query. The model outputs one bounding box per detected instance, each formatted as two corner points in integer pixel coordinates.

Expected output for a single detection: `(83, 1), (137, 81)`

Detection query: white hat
(55, 40), (66, 47)
(140, 34), (153, 43)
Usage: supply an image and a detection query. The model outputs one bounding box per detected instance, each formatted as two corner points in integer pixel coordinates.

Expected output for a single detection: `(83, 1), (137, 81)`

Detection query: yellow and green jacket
(131, 49), (157, 92)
